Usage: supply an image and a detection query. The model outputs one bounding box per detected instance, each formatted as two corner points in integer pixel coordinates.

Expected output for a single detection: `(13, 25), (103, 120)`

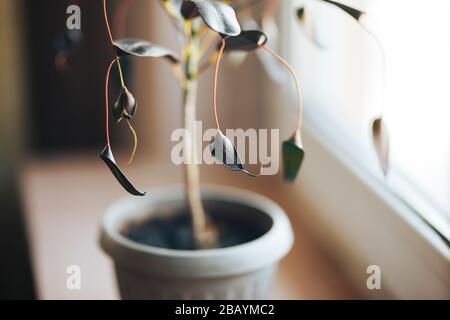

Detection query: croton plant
(99, 0), (388, 247)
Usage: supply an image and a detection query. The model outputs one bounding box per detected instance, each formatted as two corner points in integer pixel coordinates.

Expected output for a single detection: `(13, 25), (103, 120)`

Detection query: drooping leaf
(113, 39), (179, 63)
(320, 0), (365, 21)
(181, 0), (241, 36)
(282, 132), (305, 182)
(113, 87), (137, 123)
(297, 7), (305, 21)
(222, 30), (267, 51)
(372, 117), (389, 176)
(99, 145), (146, 196)
(209, 131), (257, 177)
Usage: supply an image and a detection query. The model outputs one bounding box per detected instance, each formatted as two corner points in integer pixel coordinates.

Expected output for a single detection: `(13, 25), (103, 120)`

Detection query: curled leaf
(283, 132), (305, 182)
(113, 39), (179, 62)
(222, 30), (268, 51)
(320, 0), (365, 21)
(113, 87), (137, 123)
(100, 145), (146, 196)
(372, 117), (389, 176)
(181, 0), (241, 36)
(209, 131), (258, 177)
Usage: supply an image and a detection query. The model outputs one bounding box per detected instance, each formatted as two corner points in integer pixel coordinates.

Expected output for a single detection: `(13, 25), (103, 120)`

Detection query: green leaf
(222, 30), (268, 51)
(100, 145), (146, 196)
(372, 117), (389, 176)
(282, 135), (305, 182)
(320, 0), (365, 21)
(113, 87), (137, 123)
(113, 39), (179, 62)
(181, 0), (241, 36)
(297, 7), (305, 21)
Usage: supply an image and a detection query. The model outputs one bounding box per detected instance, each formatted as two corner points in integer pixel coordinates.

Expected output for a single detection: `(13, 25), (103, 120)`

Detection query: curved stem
(263, 45), (303, 132)
(105, 59), (116, 146)
(126, 119), (138, 164)
(103, 0), (126, 88)
(213, 38), (226, 131)
(103, 0), (114, 45)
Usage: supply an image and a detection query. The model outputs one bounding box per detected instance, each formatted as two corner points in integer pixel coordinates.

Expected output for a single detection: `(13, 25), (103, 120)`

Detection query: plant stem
(126, 119), (138, 164)
(212, 38), (226, 131)
(183, 22), (216, 249)
(103, 0), (126, 88)
(263, 45), (303, 133)
(182, 80), (208, 246)
(105, 59), (116, 147)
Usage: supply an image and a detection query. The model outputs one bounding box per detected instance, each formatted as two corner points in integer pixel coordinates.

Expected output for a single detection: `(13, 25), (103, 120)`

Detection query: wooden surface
(20, 155), (358, 299)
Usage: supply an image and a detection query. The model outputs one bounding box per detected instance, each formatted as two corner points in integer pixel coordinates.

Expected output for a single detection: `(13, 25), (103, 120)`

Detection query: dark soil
(122, 202), (272, 250)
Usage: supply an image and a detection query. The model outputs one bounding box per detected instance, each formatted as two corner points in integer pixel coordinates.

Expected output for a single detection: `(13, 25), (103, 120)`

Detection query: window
(286, 0), (449, 239)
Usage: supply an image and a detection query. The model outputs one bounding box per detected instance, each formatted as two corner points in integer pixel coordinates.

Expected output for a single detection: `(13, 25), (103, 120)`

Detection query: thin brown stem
(103, 0), (126, 88)
(263, 45), (303, 132)
(103, 0), (114, 45)
(105, 59), (116, 147)
(182, 22), (216, 249)
(213, 38), (226, 131)
(126, 119), (138, 165)
(116, 58), (126, 87)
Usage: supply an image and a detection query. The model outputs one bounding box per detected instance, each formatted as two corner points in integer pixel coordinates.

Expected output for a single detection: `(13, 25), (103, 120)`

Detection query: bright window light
(288, 0), (449, 236)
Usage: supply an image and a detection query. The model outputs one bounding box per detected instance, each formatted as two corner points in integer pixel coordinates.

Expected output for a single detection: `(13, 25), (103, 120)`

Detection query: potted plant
(98, 0), (369, 300)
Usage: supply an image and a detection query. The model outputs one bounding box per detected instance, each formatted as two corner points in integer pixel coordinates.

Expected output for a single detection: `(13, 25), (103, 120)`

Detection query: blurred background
(0, 0), (448, 299)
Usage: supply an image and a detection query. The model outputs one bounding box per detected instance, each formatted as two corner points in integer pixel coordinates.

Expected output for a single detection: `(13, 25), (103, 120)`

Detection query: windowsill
(276, 110), (450, 298)
(303, 109), (450, 258)
(20, 154), (358, 299)
(265, 2), (450, 296)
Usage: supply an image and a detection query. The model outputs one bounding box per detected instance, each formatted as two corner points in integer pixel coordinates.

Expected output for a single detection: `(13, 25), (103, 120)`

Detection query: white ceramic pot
(99, 185), (294, 300)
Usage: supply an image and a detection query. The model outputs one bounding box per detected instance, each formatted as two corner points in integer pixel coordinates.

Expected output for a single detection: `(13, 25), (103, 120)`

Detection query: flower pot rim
(100, 184), (294, 278)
